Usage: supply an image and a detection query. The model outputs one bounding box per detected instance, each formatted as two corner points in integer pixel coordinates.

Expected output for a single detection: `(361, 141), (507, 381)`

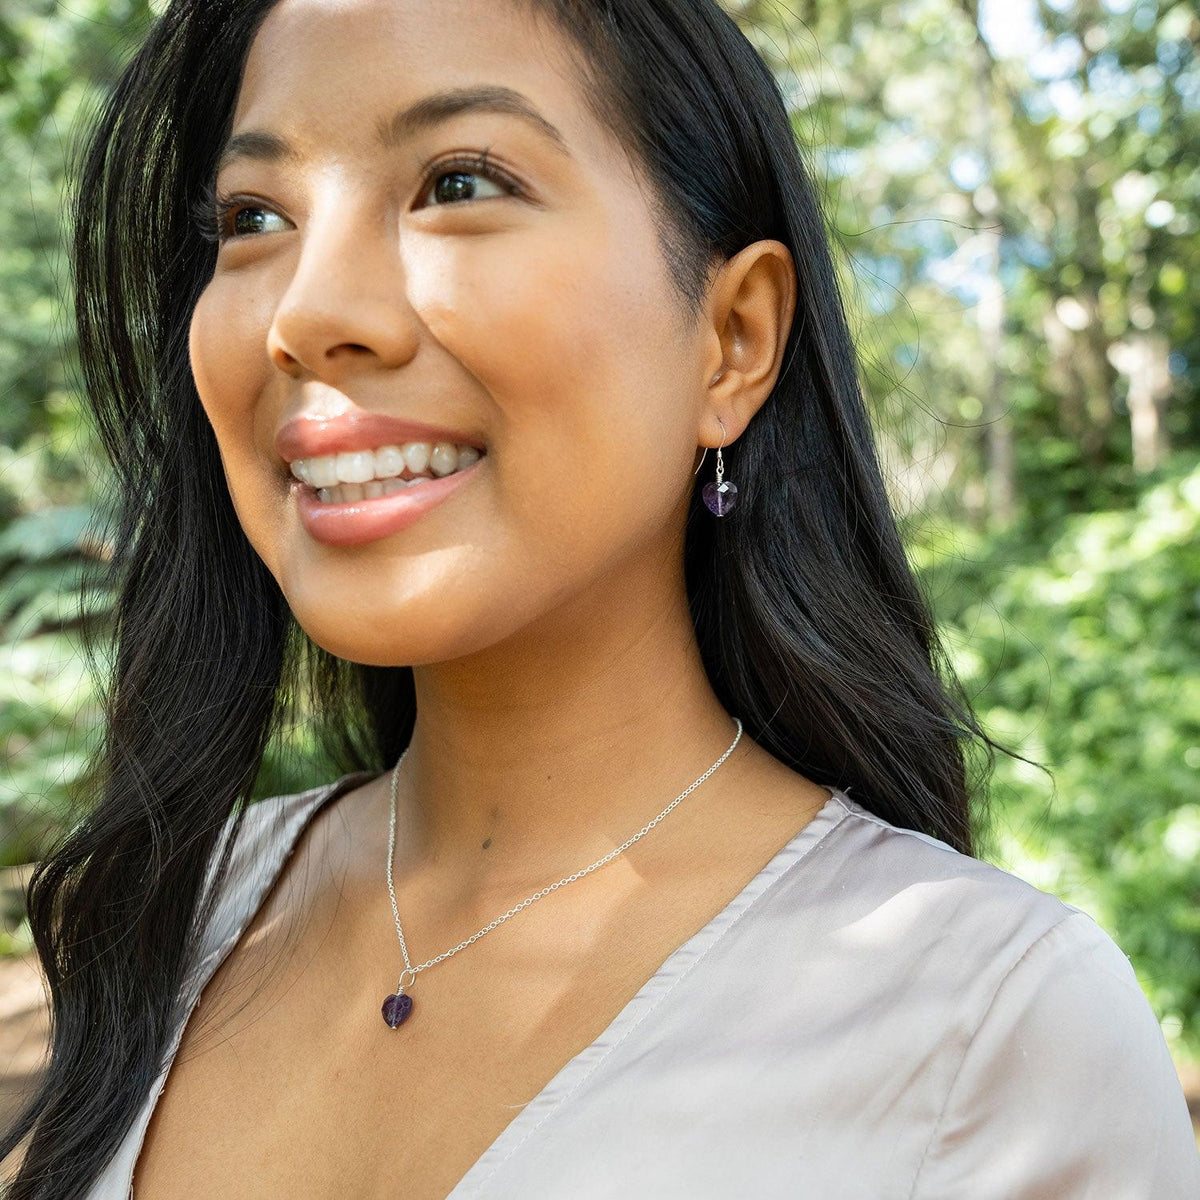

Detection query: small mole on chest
(482, 804), (499, 851)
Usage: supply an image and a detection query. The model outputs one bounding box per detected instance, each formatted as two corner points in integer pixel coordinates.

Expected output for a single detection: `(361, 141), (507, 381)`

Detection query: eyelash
(189, 148), (522, 245)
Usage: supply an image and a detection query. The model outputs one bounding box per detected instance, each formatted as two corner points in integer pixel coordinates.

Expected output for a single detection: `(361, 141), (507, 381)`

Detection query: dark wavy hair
(1, 0), (1030, 1194)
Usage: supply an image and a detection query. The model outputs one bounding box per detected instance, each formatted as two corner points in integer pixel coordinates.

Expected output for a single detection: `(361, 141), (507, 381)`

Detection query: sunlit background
(1, 0), (1196, 1134)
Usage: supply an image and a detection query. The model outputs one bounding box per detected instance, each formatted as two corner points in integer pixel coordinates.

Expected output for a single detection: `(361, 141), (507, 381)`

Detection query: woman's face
(189, 0), (718, 666)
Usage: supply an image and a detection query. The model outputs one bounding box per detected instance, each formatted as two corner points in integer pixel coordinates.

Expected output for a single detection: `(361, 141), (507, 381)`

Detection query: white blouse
(92, 771), (1200, 1198)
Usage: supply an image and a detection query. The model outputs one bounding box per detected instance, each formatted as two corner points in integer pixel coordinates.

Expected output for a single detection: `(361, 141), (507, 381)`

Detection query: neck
(387, 575), (748, 900)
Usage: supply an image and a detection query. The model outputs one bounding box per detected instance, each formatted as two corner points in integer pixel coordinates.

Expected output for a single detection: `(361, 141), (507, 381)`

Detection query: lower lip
(293, 457), (486, 547)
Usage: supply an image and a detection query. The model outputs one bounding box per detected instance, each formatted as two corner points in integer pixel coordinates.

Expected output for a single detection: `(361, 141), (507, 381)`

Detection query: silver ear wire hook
(694, 417), (728, 475)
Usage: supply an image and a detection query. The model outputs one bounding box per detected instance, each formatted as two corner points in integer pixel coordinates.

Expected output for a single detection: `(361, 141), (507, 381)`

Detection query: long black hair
(1, 1), (1030, 1193)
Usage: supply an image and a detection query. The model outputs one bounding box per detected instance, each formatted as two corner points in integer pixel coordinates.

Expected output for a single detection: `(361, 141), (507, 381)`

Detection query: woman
(3, 0), (1197, 1196)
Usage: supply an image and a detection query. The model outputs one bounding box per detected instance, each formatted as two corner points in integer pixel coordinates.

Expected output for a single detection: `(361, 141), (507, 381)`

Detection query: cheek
(188, 283), (283, 560)
(189, 281), (267, 424)
(409, 218), (694, 556)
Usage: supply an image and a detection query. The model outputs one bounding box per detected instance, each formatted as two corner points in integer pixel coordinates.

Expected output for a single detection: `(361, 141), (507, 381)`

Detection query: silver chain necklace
(380, 717), (744, 1028)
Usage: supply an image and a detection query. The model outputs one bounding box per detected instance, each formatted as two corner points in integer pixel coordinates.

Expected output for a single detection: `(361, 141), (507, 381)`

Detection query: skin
(189, 0), (813, 976)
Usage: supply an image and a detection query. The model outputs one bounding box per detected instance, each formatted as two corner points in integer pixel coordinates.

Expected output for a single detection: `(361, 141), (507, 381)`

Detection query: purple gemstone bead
(702, 480), (738, 516)
(382, 992), (414, 1028)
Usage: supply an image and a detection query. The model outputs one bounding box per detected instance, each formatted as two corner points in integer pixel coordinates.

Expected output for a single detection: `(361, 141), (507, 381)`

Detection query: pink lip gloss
(293, 456), (486, 547)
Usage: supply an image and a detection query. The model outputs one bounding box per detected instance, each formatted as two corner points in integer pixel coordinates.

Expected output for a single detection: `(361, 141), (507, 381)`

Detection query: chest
(129, 867), (737, 1199)
(128, 775), (829, 1198)
(132, 980), (605, 1198)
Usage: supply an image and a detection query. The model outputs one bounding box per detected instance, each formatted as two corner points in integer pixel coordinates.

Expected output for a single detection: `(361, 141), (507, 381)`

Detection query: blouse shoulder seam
(833, 802), (1093, 925)
(902, 908), (1088, 1200)
(834, 799), (963, 858)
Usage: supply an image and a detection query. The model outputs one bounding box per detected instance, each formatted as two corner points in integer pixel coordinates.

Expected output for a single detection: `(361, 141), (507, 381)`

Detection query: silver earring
(694, 417), (737, 516)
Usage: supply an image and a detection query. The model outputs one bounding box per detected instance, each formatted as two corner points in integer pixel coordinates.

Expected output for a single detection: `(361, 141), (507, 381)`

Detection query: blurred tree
(734, 0), (1199, 529)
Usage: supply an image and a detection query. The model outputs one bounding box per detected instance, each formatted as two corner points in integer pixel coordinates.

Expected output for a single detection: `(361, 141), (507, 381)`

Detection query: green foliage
(0, 500), (115, 872)
(915, 454), (1200, 1055)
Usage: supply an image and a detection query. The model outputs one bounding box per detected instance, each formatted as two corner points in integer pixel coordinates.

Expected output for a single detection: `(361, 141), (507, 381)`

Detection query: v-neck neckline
(124, 770), (852, 1199)
(449, 783), (850, 1197)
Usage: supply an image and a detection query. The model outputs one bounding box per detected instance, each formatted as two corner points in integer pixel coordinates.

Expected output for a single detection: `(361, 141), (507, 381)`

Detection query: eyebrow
(215, 85), (572, 174)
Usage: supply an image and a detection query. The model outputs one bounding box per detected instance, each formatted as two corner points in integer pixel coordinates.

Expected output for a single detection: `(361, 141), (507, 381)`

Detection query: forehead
(230, 0), (613, 169)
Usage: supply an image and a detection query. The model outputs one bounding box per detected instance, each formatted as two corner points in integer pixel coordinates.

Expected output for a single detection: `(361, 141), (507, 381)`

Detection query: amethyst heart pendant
(702, 480), (738, 516)
(382, 992), (414, 1028)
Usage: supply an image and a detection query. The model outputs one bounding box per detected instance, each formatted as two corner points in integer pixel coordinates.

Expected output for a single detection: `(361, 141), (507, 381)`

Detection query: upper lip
(275, 409), (488, 463)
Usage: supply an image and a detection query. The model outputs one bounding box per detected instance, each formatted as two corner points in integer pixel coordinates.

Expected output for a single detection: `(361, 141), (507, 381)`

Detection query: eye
(415, 148), (524, 208)
(190, 184), (291, 245)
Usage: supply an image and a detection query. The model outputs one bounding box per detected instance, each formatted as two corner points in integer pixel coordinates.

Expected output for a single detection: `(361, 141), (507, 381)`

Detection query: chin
(278, 582), (496, 669)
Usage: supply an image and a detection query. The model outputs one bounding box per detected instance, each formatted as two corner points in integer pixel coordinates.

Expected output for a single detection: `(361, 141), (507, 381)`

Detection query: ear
(693, 239), (797, 461)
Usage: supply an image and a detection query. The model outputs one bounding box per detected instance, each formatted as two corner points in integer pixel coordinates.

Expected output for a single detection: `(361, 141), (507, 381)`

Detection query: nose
(266, 190), (418, 379)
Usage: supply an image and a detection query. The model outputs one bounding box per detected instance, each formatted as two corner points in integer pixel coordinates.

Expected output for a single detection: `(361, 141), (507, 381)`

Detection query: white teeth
(336, 451), (375, 484)
(374, 445), (406, 477)
(430, 443), (460, 476)
(289, 441), (483, 489)
(402, 442), (432, 474)
(313, 477), (419, 505)
(306, 456), (339, 488)
(306, 465), (485, 505)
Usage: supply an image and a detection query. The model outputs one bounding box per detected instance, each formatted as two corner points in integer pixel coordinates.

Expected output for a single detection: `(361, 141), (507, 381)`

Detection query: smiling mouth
(287, 441), (486, 504)
(289, 446), (486, 548)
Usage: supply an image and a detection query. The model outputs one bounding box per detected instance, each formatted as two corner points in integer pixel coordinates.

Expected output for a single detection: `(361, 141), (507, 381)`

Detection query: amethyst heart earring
(696, 417), (738, 516)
